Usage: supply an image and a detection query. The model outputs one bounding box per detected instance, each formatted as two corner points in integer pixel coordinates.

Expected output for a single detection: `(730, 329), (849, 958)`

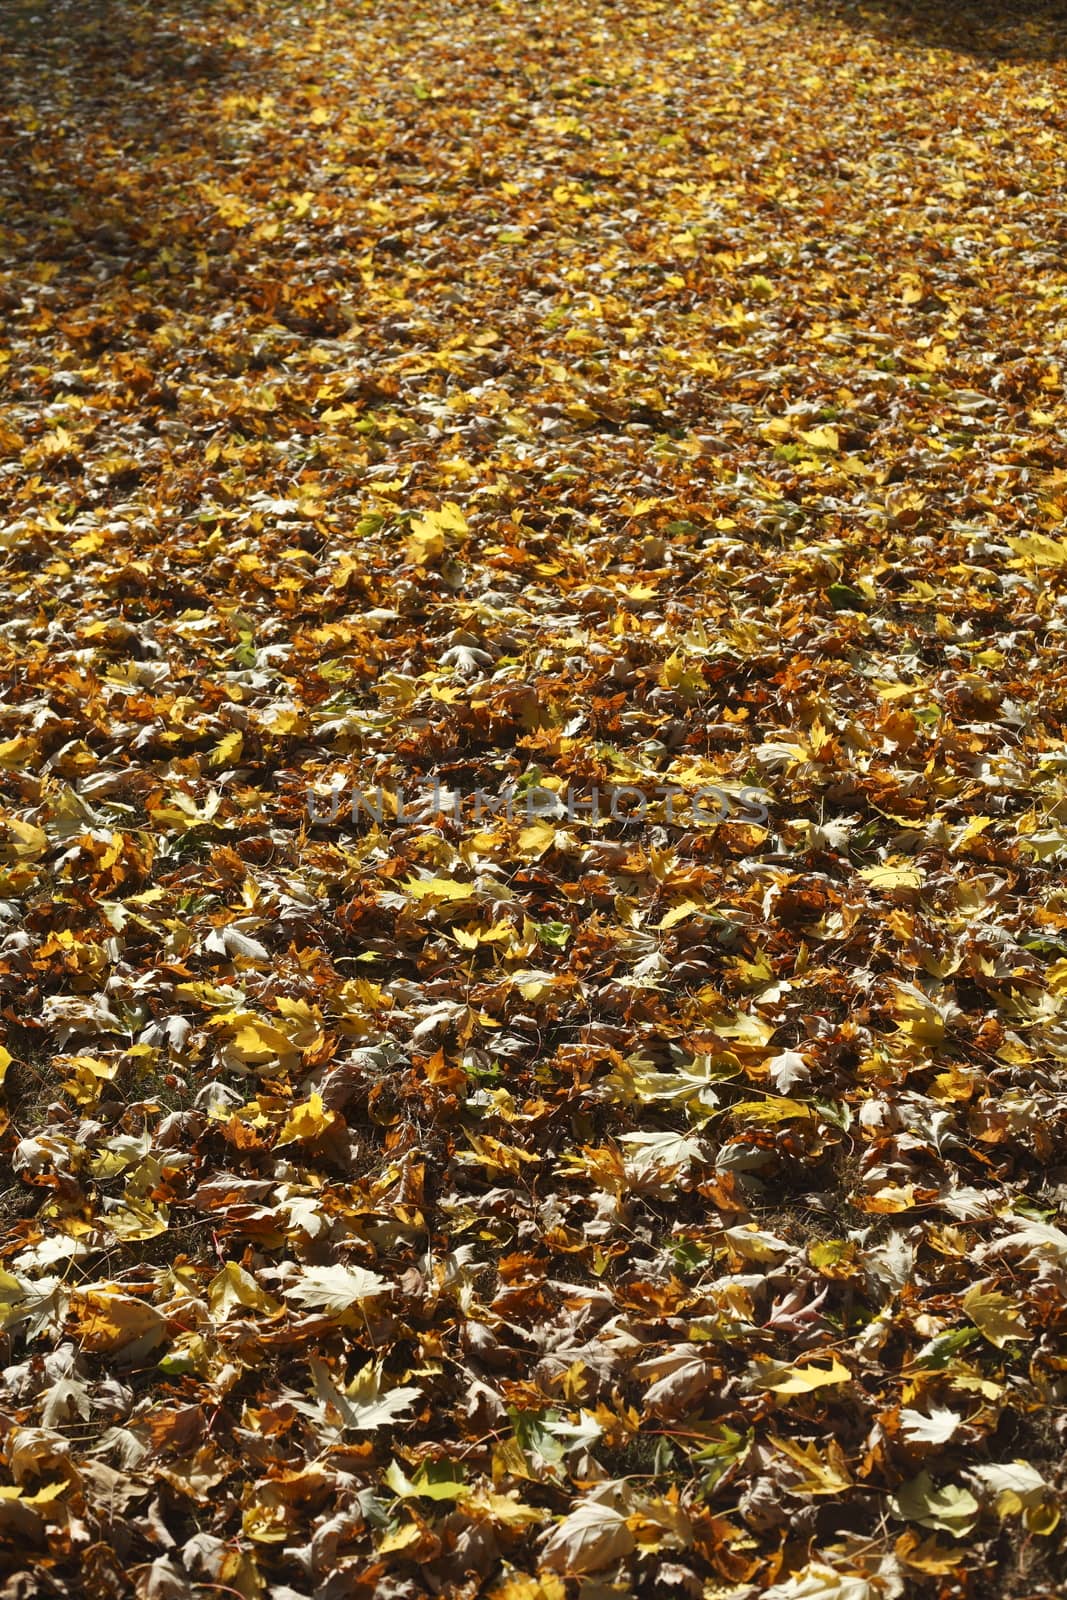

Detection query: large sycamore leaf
(617, 1130), (707, 1177)
(766, 1564), (879, 1600)
(983, 1218), (1067, 1268)
(541, 1499), (635, 1574)
(308, 1357), (421, 1432)
(285, 1263), (392, 1315)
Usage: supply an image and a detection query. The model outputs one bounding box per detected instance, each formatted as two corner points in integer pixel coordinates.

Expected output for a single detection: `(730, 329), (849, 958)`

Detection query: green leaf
(385, 1459), (468, 1502)
(827, 582), (868, 611)
(891, 1471), (979, 1535)
(912, 1328), (981, 1369)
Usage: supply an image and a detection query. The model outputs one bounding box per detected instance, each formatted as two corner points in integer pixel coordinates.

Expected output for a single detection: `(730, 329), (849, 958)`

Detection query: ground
(0, 0), (1066, 1595)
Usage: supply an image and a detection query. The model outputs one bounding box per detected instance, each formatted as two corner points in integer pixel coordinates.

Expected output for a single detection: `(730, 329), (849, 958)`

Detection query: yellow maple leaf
(276, 1092), (339, 1145)
(750, 1355), (852, 1394)
(798, 424), (840, 451)
(208, 1261), (283, 1318)
(859, 864), (925, 890)
(210, 729), (244, 767)
(518, 821), (557, 858)
(405, 502), (468, 565)
(403, 876), (477, 902)
(962, 1286), (1027, 1348)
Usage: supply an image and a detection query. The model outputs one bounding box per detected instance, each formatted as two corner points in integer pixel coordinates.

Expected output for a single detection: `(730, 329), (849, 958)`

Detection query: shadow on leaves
(0, 0), (253, 276)
(785, 0), (1067, 61)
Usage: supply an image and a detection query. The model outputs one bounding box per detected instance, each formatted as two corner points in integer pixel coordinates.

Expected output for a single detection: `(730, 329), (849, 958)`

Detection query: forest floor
(1, 0), (1067, 1595)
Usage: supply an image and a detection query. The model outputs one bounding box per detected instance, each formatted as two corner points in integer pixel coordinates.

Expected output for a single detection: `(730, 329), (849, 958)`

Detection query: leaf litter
(0, 0), (1066, 1595)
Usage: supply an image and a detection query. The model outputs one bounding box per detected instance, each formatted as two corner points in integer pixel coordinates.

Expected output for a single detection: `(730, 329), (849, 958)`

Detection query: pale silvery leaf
(285, 1263), (391, 1315)
(863, 1231), (915, 1296)
(40, 1377), (91, 1427)
(618, 1130), (706, 1176)
(542, 1410), (603, 1451)
(981, 1218), (1067, 1267)
(969, 1461), (1048, 1504)
(765, 1563), (878, 1600)
(308, 1357), (420, 1432)
(723, 1225), (792, 1263)
(766, 1051), (810, 1092)
(899, 1406), (961, 1445)
(222, 927), (271, 962)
